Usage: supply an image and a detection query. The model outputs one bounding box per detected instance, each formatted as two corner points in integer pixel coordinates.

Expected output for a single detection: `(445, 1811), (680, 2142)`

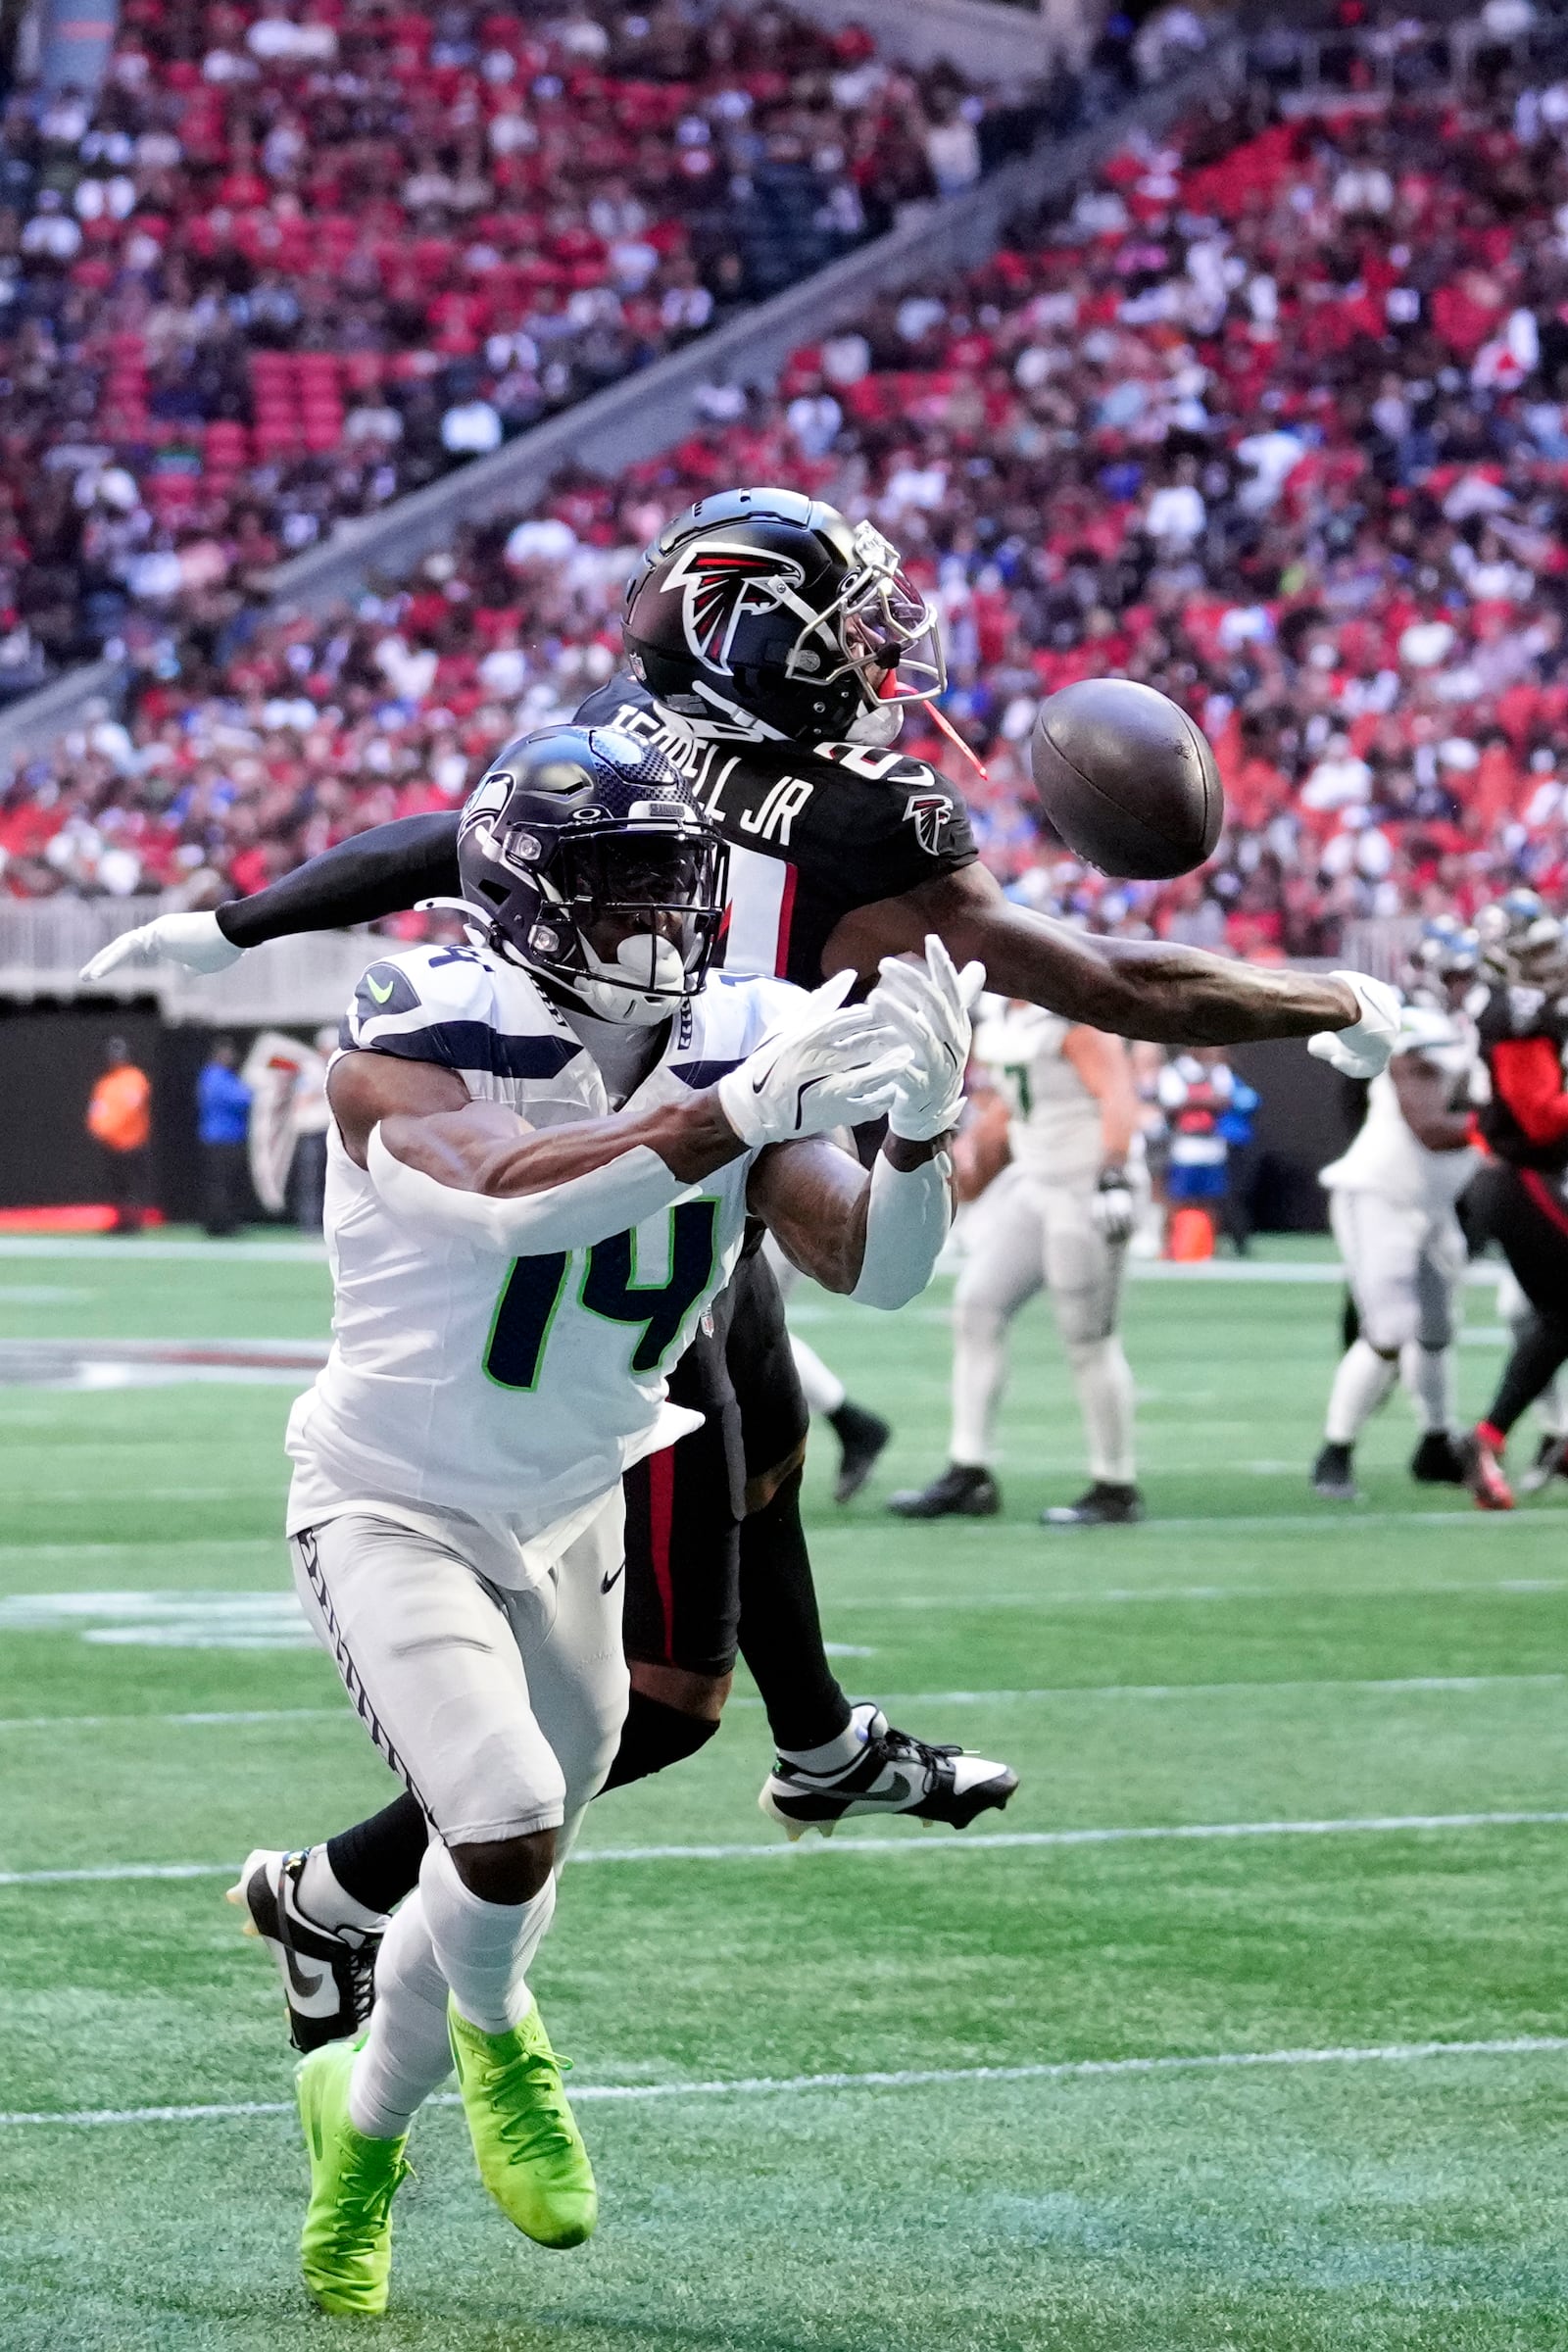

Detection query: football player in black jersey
(1457, 896), (1568, 1508)
(87, 487), (1398, 2046)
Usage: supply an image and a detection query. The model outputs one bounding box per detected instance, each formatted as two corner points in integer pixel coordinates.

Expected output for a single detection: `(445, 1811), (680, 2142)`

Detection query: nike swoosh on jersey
(601, 1559), (626, 1593)
(366, 972), (396, 1004)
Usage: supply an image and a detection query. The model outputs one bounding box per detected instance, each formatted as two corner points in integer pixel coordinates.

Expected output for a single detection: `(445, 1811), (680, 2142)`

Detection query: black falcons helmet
(622, 485), (945, 742)
(457, 725), (728, 1025)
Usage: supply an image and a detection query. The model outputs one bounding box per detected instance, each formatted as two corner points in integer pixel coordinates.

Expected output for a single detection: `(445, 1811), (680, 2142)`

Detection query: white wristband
(367, 1127), (701, 1253)
(849, 1149), (953, 1310)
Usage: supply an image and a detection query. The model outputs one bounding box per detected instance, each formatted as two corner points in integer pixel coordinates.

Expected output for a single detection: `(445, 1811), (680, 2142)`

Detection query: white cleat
(759, 1703), (1018, 1838)
(227, 1847), (381, 2054)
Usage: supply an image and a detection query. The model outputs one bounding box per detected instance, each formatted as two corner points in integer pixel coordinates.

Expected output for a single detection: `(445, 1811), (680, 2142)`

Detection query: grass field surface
(1, 1235), (1565, 2350)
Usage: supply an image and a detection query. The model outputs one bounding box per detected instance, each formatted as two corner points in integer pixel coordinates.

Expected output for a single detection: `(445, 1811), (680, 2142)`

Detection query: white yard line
(835, 1574), (1568, 1608)
(4, 1672), (1555, 1737)
(0, 1238), (327, 1262)
(2, 2034), (1563, 2132)
(6, 1809), (1568, 1887)
(732, 1673), (1568, 1708)
(0, 1708), (342, 1732)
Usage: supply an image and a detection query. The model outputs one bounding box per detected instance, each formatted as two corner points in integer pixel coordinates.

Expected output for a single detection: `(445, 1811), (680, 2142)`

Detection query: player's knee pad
(1056, 1292), (1118, 1352)
(597, 1690), (720, 1794)
(1061, 1331), (1120, 1377)
(448, 1829), (557, 1907)
(953, 1289), (1010, 1345)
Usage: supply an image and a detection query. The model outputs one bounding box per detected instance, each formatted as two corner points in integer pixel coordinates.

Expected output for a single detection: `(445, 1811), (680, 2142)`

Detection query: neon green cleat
(447, 1999), (598, 2248)
(296, 2035), (411, 2316)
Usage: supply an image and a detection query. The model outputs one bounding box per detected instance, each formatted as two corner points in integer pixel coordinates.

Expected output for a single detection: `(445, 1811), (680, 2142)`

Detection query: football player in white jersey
(1311, 925), (1483, 1500)
(889, 997), (1146, 1527)
(282, 726), (980, 2317)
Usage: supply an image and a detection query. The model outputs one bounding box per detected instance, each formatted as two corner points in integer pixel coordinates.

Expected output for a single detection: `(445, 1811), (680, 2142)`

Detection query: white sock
(347, 1892), (453, 2139)
(778, 1702), (871, 1777)
(1399, 1342), (1454, 1434)
(1324, 1340), (1397, 1445)
(1535, 1373), (1567, 1441)
(791, 1336), (846, 1419)
(297, 1846), (389, 1936)
(951, 1299), (1007, 1468)
(418, 1838), (556, 2037)
(1064, 1334), (1137, 1485)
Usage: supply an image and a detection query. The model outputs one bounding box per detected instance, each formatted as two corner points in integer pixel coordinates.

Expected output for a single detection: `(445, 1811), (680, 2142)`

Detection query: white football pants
(1329, 1189), (1465, 1355)
(951, 1163), (1136, 1484)
(291, 1493), (628, 2134)
(1324, 1188), (1466, 1444)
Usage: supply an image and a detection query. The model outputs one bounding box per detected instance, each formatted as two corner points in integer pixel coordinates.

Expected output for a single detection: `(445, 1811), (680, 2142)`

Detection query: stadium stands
(0, 0), (1052, 688)
(10, 59), (1568, 959)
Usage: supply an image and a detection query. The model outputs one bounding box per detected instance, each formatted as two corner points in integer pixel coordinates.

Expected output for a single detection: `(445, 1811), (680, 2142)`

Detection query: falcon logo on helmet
(661, 541), (809, 676)
(624, 487), (946, 746)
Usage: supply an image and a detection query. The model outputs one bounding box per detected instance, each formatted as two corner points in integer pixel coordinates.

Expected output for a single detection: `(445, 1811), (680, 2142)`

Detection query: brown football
(1030, 677), (1224, 880)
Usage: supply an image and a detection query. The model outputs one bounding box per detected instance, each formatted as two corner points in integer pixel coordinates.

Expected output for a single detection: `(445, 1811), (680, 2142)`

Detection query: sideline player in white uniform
(888, 998), (1146, 1527)
(1311, 928), (1482, 1500)
(280, 726), (979, 2317)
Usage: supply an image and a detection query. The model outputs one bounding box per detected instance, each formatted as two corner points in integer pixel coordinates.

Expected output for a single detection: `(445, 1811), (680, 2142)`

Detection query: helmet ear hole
(477, 880), (508, 907)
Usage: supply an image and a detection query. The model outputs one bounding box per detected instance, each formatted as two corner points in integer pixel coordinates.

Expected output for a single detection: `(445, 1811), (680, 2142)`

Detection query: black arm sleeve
(215, 812), (464, 948)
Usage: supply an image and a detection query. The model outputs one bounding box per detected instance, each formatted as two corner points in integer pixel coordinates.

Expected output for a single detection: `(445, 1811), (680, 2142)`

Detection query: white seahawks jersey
(285, 941), (796, 1556)
(1320, 1004), (1481, 1210)
(973, 1001), (1104, 1191)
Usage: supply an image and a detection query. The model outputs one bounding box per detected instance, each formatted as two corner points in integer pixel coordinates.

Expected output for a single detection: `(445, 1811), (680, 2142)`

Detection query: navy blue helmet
(457, 725), (728, 1025)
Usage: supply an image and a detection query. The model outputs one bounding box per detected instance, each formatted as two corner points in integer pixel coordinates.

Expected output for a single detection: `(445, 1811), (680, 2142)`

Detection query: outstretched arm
(748, 1129), (949, 1301)
(79, 811), (465, 982)
(824, 862), (1360, 1047)
(330, 965), (917, 1253)
(218, 812), (463, 947)
(330, 1048), (746, 1254)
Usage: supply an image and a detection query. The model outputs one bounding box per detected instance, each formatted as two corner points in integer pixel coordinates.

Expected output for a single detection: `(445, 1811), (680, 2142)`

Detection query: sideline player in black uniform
(87, 488), (1397, 2043)
(1459, 897), (1568, 1508)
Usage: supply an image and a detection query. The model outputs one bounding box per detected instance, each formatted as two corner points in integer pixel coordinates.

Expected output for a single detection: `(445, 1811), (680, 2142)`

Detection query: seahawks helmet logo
(661, 541), (808, 676)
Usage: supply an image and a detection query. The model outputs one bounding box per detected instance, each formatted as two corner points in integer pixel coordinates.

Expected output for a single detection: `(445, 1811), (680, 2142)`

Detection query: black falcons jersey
(1476, 980), (1568, 1172)
(215, 677), (977, 985)
(573, 675), (976, 990)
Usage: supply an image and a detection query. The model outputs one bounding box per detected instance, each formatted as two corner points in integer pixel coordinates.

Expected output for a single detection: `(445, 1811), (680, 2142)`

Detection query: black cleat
(1520, 1433), (1568, 1494)
(226, 1847), (381, 2052)
(1311, 1441), (1359, 1501)
(887, 1463), (1001, 1519)
(760, 1703), (1018, 1838)
(1041, 1481), (1146, 1527)
(1409, 1430), (1467, 1485)
(828, 1399), (892, 1503)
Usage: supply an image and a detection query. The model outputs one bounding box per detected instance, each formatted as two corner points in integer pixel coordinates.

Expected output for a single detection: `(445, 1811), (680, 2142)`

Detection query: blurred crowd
(16, 57), (1568, 956)
(0, 0), (1055, 690)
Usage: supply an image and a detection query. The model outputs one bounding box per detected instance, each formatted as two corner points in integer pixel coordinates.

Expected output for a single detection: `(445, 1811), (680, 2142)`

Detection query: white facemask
(845, 700), (906, 747)
(570, 932), (687, 1026)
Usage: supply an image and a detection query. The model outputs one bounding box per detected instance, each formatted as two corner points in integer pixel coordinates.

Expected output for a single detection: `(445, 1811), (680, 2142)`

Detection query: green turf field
(1, 1234), (1565, 2351)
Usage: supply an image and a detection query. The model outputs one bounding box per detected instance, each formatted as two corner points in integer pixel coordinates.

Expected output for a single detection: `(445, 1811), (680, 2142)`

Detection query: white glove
(865, 935), (987, 1142)
(716, 969), (909, 1149)
(1306, 971), (1402, 1080)
(1090, 1166), (1137, 1244)
(79, 909), (242, 983)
